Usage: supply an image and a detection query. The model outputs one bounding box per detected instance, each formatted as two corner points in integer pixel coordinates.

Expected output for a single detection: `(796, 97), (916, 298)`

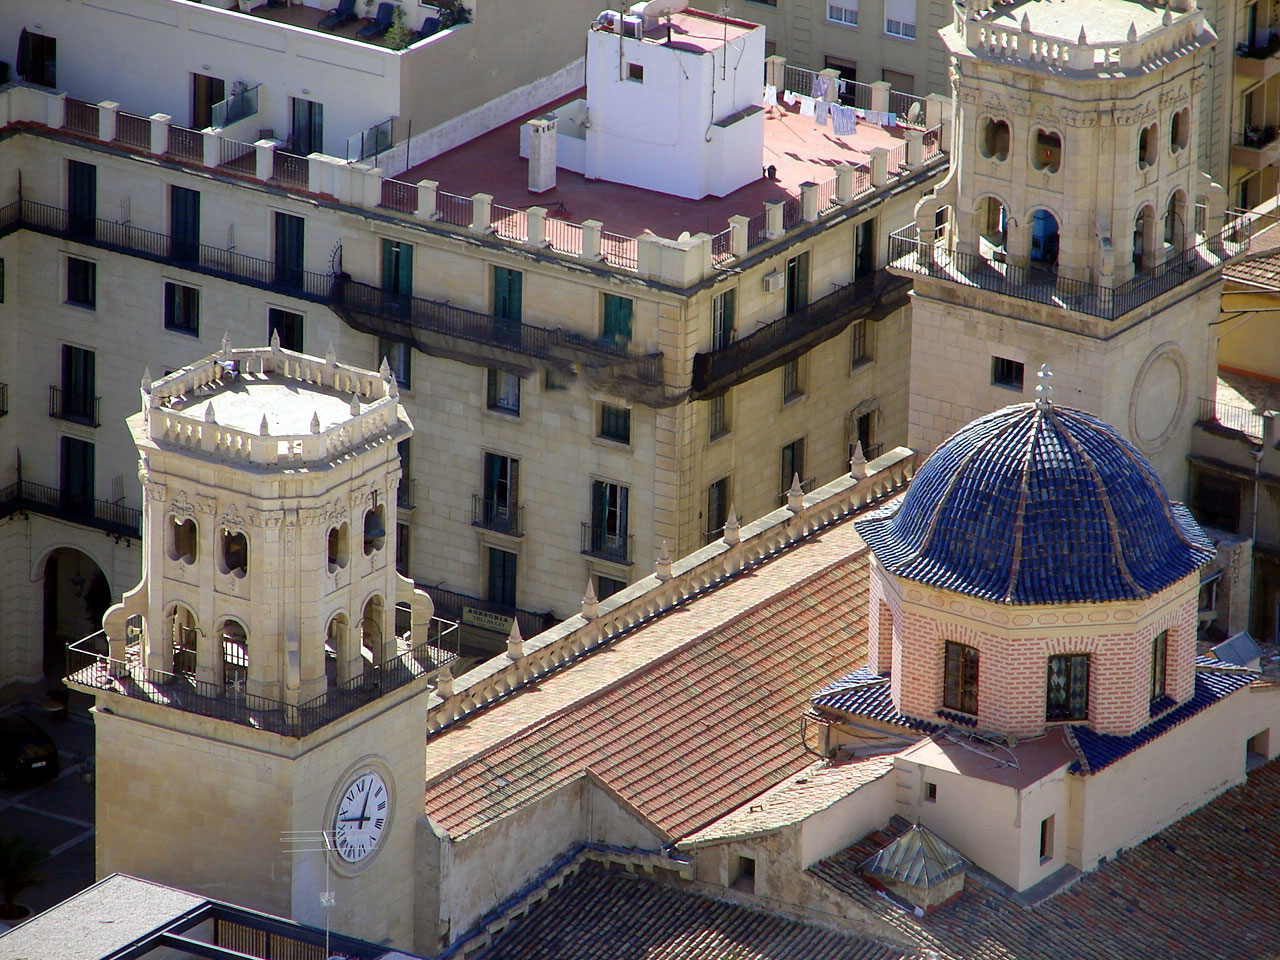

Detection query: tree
(0, 834), (47, 919)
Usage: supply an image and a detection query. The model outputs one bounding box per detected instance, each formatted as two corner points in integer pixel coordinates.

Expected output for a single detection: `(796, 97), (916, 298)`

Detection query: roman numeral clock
(332, 769), (391, 864)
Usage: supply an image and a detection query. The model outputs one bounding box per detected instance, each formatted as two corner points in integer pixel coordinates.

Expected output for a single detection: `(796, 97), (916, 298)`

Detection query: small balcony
(1236, 34), (1280, 81)
(1195, 397), (1265, 442)
(0, 476), (141, 539)
(1232, 127), (1280, 170)
(581, 523), (633, 565)
(472, 495), (524, 537)
(49, 385), (100, 428)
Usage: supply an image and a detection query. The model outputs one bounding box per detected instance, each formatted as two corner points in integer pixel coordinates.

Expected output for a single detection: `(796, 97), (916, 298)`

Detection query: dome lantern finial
(1035, 363), (1054, 410)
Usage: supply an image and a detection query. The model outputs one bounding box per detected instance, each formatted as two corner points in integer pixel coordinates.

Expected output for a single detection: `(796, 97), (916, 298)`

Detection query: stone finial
(220, 331), (231, 358)
(435, 666), (454, 699)
(350, 393), (361, 416)
(506, 619), (524, 660)
(581, 579), (599, 620)
(325, 342), (337, 366)
(1078, 25), (1087, 44)
(723, 504), (740, 545)
(1020, 12), (1030, 32)
(787, 473), (805, 513)
(204, 403), (216, 423)
(1035, 363), (1054, 410)
(655, 540), (672, 581)
(310, 410), (321, 434)
(379, 356), (393, 381)
(850, 440), (867, 478)
(1162, 8), (1172, 26)
(259, 414), (270, 436)
(141, 368), (152, 393)
(270, 328), (281, 350)
(1127, 21), (1138, 41)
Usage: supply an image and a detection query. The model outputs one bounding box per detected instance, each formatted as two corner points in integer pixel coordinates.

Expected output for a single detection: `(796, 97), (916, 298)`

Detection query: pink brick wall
(867, 572), (895, 674)
(882, 573), (1200, 738)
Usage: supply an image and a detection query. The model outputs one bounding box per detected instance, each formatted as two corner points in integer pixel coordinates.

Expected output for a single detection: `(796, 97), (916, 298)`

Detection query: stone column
(581, 219), (603, 260)
(729, 214), (749, 256)
(906, 129), (924, 168)
(254, 138), (276, 181)
(470, 193), (493, 233)
(869, 147), (890, 187)
(526, 206), (548, 247)
(47, 92), (66, 130)
(836, 164), (855, 203)
(870, 81), (891, 116)
(801, 182), (820, 222)
(202, 129), (220, 168)
(150, 113), (171, 156)
(764, 200), (785, 239)
(98, 101), (119, 142)
(416, 179), (439, 220)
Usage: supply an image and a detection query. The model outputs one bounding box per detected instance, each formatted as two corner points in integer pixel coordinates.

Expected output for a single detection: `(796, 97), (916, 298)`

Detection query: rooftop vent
(861, 823), (967, 914)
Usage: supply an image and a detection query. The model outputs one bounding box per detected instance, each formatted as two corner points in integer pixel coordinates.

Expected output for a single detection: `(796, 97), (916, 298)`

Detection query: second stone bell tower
(892, 0), (1249, 497)
(67, 337), (451, 950)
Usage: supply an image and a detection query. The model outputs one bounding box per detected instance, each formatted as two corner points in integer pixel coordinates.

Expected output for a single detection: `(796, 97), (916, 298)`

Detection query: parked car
(0, 716), (60, 785)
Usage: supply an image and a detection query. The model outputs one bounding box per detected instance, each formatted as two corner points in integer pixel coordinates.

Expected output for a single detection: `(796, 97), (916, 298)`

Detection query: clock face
(332, 770), (389, 864)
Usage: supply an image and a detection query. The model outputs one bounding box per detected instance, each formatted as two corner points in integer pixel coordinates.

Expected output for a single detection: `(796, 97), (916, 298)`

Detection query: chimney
(526, 115), (558, 194)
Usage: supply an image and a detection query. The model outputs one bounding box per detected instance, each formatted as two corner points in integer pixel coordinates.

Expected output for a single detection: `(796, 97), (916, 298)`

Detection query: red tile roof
(422, 518), (874, 841)
(809, 759), (1280, 960)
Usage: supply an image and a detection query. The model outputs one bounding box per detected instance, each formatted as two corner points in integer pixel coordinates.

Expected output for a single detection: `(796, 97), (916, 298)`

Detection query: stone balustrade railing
(424, 446), (922, 736)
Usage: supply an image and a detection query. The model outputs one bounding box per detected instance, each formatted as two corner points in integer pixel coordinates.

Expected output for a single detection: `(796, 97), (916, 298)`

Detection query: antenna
(282, 830), (336, 958)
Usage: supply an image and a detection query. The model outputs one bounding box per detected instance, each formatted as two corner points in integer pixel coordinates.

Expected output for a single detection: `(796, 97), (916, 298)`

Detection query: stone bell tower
(893, 0), (1246, 497)
(66, 337), (451, 949)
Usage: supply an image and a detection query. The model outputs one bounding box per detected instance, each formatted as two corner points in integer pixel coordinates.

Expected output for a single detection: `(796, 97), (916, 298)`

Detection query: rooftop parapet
(143, 339), (406, 467)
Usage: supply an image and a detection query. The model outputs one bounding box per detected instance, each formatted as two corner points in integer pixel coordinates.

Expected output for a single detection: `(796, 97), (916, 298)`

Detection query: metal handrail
(471, 494), (524, 536)
(580, 522), (633, 565)
(49, 385), (101, 427)
(1197, 397), (1265, 439)
(0, 477), (141, 538)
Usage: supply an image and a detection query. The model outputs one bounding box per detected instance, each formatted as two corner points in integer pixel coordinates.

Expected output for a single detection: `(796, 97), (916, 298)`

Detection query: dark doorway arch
(42, 548), (110, 681)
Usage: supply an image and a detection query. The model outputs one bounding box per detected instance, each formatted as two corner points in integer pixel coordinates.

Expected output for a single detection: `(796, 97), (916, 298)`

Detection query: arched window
(327, 522), (350, 571)
(1164, 191), (1187, 251)
(1030, 209), (1060, 271)
(979, 197), (1008, 259)
(220, 529), (248, 577)
(221, 620), (248, 696)
(1134, 205), (1156, 271)
(169, 517), (197, 564)
(943, 641), (979, 715)
(1169, 109), (1190, 153)
(980, 118), (1010, 161)
(361, 596), (384, 664)
(1138, 123), (1158, 169)
(168, 605), (199, 677)
(1031, 129), (1061, 173)
(363, 504), (386, 555)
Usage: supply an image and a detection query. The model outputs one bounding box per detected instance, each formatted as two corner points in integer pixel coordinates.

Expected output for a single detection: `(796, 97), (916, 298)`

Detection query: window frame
(378, 338), (412, 389)
(712, 288), (736, 350)
(1150, 630), (1168, 703)
(163, 282), (201, 337)
(268, 308), (304, 352)
(943, 640), (979, 715)
(709, 393), (729, 441)
(827, 0), (859, 26)
(486, 369), (522, 415)
(1046, 653), (1090, 722)
(991, 356), (1025, 390)
(884, 0), (916, 39)
(486, 546), (518, 608)
(602, 293), (634, 346)
(780, 437), (806, 495)
(782, 358), (804, 403)
(598, 403), (632, 445)
(850, 318), (870, 368)
(66, 257), (97, 309)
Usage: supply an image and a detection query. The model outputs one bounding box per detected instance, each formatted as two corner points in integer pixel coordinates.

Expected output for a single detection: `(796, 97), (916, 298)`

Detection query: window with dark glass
(60, 436), (95, 512)
(66, 258), (96, 309)
(378, 338), (411, 389)
(18, 32), (57, 88)
(273, 213), (305, 289)
(67, 160), (96, 238)
(709, 393), (728, 440)
(487, 369), (521, 414)
(396, 523), (411, 576)
(992, 356), (1024, 389)
(170, 186), (201, 263)
(782, 358), (804, 402)
(493, 266), (523, 329)
(588, 480), (629, 560)
(268, 309), (304, 352)
(602, 293), (633, 346)
(487, 547), (518, 607)
(1151, 630), (1168, 703)
(712, 289), (735, 350)
(850, 319), (869, 366)
(599, 403), (631, 444)
(1046, 654), (1090, 721)
(289, 97), (324, 154)
(1191, 472), (1241, 533)
(482, 452), (520, 533)
(943, 641), (979, 715)
(382, 239), (413, 298)
(191, 73), (225, 130)
(164, 283), (200, 335)
(780, 438), (805, 495)
(706, 477), (730, 542)
(785, 251), (810, 314)
(597, 576), (627, 600)
(59, 345), (97, 425)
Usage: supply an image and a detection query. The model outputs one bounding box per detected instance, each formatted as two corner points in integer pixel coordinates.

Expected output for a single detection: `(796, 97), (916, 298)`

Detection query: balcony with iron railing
(581, 523), (633, 565)
(421, 583), (557, 644)
(1196, 397), (1265, 442)
(472, 495), (524, 537)
(64, 617), (460, 738)
(0, 199), (334, 303)
(0, 474), (141, 539)
(330, 276), (670, 405)
(887, 216), (1252, 322)
(49, 385), (100, 428)
(691, 270), (911, 398)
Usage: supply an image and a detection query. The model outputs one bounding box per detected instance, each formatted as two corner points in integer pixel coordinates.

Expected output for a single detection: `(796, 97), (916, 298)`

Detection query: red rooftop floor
(397, 89), (908, 241)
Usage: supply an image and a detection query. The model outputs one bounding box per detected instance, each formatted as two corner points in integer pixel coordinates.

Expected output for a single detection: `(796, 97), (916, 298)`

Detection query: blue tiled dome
(855, 403), (1213, 605)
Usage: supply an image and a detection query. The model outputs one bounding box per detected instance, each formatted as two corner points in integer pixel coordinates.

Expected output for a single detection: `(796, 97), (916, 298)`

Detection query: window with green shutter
(602, 294), (633, 346)
(493, 266), (523, 323)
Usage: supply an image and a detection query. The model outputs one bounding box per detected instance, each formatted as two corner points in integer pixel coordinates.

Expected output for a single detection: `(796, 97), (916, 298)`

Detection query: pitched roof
(811, 670), (939, 732)
(466, 861), (913, 960)
(862, 824), (967, 888)
(1068, 670), (1254, 774)
(855, 403), (1213, 605)
(422, 517), (875, 841)
(1212, 631), (1264, 667)
(808, 759), (1280, 960)
(678, 755), (898, 848)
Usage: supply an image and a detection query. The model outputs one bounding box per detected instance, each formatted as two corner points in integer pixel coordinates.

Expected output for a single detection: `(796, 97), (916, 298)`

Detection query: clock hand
(357, 789), (372, 826)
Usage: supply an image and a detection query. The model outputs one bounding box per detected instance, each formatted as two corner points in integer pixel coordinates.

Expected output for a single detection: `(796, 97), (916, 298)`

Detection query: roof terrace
(242, 0), (466, 49)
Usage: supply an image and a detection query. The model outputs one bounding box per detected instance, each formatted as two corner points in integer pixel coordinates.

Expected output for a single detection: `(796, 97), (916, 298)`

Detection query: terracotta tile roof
(809, 759), (1280, 960)
(467, 861), (913, 960)
(423, 518), (874, 840)
(1224, 250), (1280, 289)
(678, 755), (898, 848)
(811, 670), (938, 732)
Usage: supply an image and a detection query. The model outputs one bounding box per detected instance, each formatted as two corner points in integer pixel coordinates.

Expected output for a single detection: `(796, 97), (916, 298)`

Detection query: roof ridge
(1001, 407), (1045, 602)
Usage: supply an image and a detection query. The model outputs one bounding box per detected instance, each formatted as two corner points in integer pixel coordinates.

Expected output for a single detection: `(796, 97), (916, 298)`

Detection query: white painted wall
(798, 772), (897, 868)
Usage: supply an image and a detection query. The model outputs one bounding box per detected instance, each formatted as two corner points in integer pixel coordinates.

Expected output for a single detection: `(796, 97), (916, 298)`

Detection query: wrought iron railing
(65, 621), (460, 738)
(1196, 397), (1265, 439)
(330, 277), (665, 388)
(49, 385), (100, 427)
(887, 217), (1252, 321)
(273, 150), (310, 189)
(421, 584), (556, 642)
(65, 98), (100, 138)
(168, 125), (203, 164)
(691, 269), (910, 398)
(0, 199), (333, 302)
(0, 478), (141, 538)
(581, 523), (633, 565)
(472, 495), (524, 537)
(116, 112), (152, 149)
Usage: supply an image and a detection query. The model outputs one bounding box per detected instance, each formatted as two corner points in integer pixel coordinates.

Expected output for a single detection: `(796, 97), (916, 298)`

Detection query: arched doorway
(361, 596), (385, 675)
(978, 196), (1008, 260)
(219, 619), (249, 696)
(1030, 209), (1060, 272)
(1134, 204), (1156, 272)
(41, 548), (110, 681)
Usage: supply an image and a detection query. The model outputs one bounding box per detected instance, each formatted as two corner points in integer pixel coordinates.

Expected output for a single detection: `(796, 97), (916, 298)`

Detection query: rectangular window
(828, 0), (858, 25)
(627, 62), (645, 83)
(395, 522), (410, 576)
(67, 160), (96, 238)
(992, 356), (1025, 389)
(782, 358), (804, 402)
(487, 369), (521, 414)
(268, 309), (304, 352)
(19, 32), (57, 88)
(60, 436), (95, 512)
(712, 289), (735, 350)
(1151, 630), (1168, 702)
(191, 73), (225, 131)
(884, 0), (916, 37)
(599, 403), (631, 444)
(781, 438), (806, 495)
(602, 293), (634, 346)
(397, 439), (413, 509)
(1046, 654), (1090, 721)
(58, 345), (97, 425)
(924, 781), (937, 802)
(1039, 815), (1055, 862)
(170, 186), (201, 263)
(378, 338), (412, 389)
(483, 452), (520, 514)
(487, 548), (518, 608)
(709, 393), (729, 440)
(706, 477), (730, 542)
(273, 212), (305, 289)
(882, 68), (915, 94)
(855, 218), (876, 279)
(856, 411), (875, 457)
(382, 239), (414, 297)
(164, 283), (200, 336)
(943, 641), (979, 715)
(588, 480), (630, 561)
(1199, 574), (1220, 614)
(290, 97), (324, 155)
(493, 266), (523, 323)
(597, 576), (627, 600)
(66, 258), (96, 309)
(850, 319), (869, 366)
(785, 252), (810, 314)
